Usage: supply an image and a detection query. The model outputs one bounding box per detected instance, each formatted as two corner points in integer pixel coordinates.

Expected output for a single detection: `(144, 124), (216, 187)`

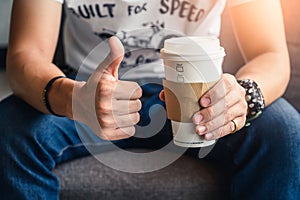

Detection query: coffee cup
(160, 36), (225, 147)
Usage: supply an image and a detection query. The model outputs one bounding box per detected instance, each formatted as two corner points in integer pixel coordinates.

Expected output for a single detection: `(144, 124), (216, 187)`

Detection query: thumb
(95, 36), (124, 80)
(159, 90), (165, 102)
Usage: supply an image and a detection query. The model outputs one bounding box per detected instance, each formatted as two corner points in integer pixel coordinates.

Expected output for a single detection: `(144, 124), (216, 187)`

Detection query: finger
(100, 112), (140, 129)
(195, 102), (246, 135)
(91, 36), (124, 81)
(105, 36), (124, 79)
(115, 112), (140, 127)
(200, 74), (237, 108)
(159, 90), (165, 102)
(193, 87), (247, 124)
(203, 116), (244, 141)
(112, 99), (142, 114)
(114, 80), (142, 100)
(100, 126), (135, 141)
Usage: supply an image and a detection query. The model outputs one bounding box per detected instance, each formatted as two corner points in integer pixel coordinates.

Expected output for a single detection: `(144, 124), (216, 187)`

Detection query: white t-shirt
(56, 0), (230, 79)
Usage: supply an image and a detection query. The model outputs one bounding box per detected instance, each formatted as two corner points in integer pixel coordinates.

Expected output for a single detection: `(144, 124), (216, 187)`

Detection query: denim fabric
(0, 85), (299, 199)
(206, 98), (300, 199)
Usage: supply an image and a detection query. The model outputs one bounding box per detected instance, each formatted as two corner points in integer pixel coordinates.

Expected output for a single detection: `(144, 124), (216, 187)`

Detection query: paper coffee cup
(161, 36), (225, 148)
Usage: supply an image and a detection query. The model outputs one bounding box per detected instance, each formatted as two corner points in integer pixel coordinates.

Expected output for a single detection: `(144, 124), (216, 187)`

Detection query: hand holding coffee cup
(160, 36), (226, 147)
(192, 73), (248, 141)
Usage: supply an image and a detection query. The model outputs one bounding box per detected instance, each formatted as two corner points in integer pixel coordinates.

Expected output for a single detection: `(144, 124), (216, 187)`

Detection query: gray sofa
(0, 1), (299, 199)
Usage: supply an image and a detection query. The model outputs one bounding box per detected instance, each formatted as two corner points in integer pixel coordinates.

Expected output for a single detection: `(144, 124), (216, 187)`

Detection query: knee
(0, 96), (52, 157)
(248, 98), (300, 155)
(0, 115), (46, 156)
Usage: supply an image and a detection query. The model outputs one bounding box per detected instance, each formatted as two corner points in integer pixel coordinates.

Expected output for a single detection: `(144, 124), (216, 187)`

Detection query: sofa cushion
(284, 43), (300, 111)
(281, 0), (300, 111)
(53, 149), (229, 200)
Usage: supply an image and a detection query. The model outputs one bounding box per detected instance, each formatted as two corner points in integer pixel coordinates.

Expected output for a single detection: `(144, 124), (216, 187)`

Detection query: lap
(0, 95), (91, 164)
(1, 95), (298, 166)
(206, 97), (300, 172)
(0, 94), (173, 165)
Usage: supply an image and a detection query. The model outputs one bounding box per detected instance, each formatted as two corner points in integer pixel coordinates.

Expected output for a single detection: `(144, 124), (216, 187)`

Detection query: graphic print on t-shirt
(93, 21), (181, 70)
(63, 0), (224, 78)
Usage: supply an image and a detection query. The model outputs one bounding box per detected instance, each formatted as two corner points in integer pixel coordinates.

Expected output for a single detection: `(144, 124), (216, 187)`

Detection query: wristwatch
(237, 79), (265, 126)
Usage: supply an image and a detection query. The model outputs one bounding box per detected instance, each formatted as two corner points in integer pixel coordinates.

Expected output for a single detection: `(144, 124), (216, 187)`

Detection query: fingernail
(193, 113), (203, 124)
(196, 126), (206, 134)
(201, 97), (211, 107)
(205, 133), (213, 140)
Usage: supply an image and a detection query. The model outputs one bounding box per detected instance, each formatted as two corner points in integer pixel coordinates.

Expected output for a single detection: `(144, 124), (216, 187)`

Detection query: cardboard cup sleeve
(163, 79), (217, 122)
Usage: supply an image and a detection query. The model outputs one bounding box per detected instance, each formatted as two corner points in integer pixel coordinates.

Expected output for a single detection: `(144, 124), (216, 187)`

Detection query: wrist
(47, 77), (75, 119)
(237, 79), (265, 126)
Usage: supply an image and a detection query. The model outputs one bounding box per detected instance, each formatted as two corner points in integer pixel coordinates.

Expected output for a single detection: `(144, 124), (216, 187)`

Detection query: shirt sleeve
(54, 0), (64, 4)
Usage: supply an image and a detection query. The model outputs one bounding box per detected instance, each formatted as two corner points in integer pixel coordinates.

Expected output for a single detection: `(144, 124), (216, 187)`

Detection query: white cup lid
(163, 36), (222, 55)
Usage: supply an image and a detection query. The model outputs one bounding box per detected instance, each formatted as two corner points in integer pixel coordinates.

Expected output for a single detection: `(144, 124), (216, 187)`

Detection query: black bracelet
(237, 79), (265, 126)
(42, 76), (66, 117)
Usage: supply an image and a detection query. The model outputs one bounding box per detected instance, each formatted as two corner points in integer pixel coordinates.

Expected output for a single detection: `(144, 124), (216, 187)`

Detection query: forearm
(235, 50), (290, 106)
(7, 50), (74, 118)
(229, 0), (290, 106)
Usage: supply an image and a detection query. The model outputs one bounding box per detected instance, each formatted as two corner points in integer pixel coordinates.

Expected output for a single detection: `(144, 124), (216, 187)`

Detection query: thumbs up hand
(73, 36), (142, 140)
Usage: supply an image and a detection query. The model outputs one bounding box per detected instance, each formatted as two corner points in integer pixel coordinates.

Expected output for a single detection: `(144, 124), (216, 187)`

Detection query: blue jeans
(0, 89), (300, 199)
